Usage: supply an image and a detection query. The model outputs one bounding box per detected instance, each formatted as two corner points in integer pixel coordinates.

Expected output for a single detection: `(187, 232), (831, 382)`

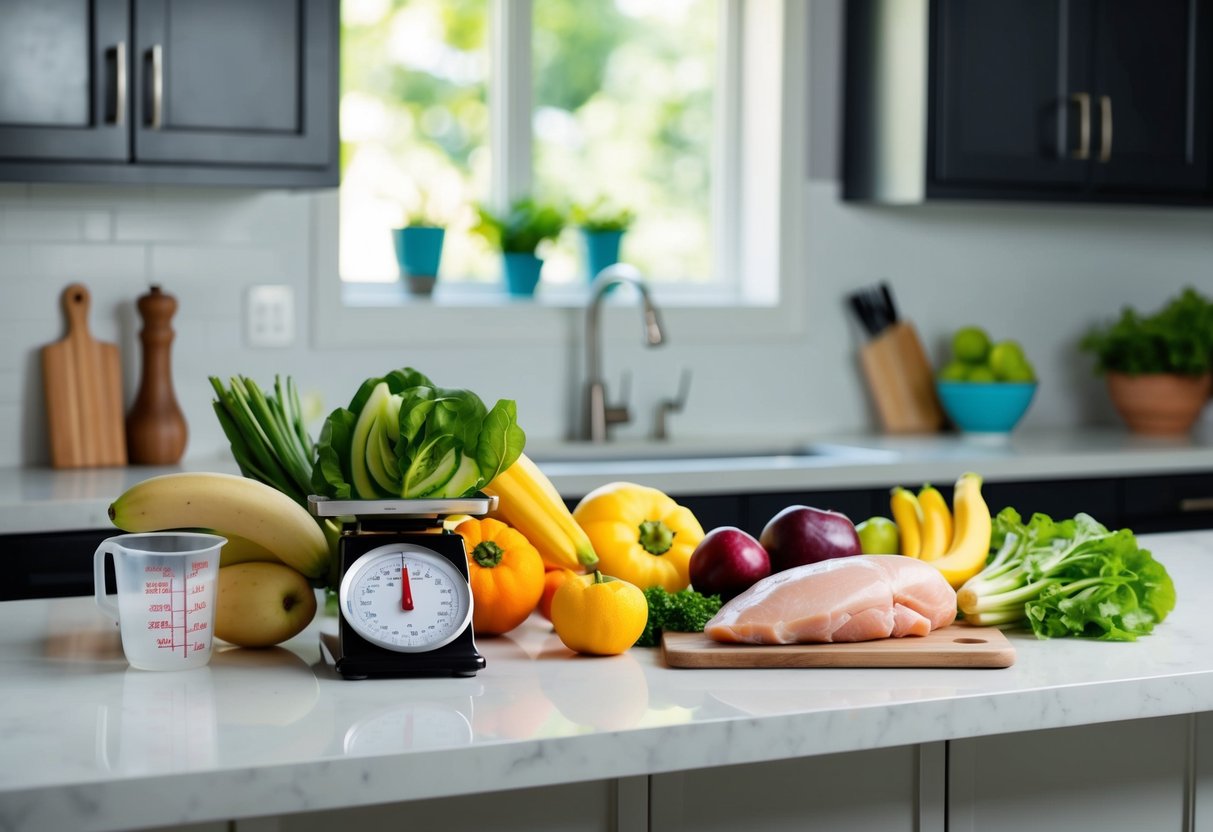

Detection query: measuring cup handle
(94, 540), (119, 622)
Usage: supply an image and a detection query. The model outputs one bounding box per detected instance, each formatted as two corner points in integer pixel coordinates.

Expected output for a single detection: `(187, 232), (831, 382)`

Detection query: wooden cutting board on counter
(662, 625), (1015, 669)
(41, 283), (127, 468)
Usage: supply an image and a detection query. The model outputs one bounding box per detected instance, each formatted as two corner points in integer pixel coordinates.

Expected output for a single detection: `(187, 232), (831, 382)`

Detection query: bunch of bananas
(109, 472), (331, 646)
(889, 473), (992, 588)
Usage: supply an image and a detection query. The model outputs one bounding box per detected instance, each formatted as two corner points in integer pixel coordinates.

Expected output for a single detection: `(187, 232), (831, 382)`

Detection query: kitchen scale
(308, 495), (495, 680)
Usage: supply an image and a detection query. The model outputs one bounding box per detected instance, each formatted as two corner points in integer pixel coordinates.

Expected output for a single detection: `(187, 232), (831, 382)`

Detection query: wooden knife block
(859, 321), (945, 434)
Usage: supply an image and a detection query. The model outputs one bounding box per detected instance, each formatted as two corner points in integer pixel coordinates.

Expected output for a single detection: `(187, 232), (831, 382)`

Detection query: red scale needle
(400, 556), (414, 611)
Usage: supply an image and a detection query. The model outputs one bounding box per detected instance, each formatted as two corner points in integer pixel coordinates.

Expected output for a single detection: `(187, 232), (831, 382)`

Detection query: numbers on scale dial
(340, 544), (472, 653)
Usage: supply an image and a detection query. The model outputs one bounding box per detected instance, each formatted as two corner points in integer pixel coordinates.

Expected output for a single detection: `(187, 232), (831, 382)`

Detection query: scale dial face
(339, 543), (473, 653)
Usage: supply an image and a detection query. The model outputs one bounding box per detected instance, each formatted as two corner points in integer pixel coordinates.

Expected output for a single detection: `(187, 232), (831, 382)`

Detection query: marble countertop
(4, 427), (1213, 535)
(1, 531), (1212, 832)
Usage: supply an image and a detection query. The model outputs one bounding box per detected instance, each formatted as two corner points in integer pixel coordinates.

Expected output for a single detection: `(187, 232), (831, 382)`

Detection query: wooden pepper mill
(126, 285), (188, 464)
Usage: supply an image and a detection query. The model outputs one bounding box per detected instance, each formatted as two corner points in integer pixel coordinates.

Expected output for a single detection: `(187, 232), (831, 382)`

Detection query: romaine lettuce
(311, 368), (525, 500)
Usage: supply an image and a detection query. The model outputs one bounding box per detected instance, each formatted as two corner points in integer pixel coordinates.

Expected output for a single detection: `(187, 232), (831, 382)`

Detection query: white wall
(1, 3), (1211, 468)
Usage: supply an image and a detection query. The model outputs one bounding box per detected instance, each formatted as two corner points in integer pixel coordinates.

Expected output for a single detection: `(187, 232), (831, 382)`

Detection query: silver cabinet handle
(108, 42), (127, 125)
(1099, 95), (1113, 163)
(1180, 497), (1213, 513)
(147, 44), (163, 129)
(1070, 92), (1091, 160)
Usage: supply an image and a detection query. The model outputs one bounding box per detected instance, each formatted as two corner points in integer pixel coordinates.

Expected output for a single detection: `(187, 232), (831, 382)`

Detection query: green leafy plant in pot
(571, 199), (635, 282)
(472, 198), (565, 296)
(392, 206), (446, 297)
(1080, 287), (1213, 435)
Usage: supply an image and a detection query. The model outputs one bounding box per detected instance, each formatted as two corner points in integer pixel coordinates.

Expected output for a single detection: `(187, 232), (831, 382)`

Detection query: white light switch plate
(246, 285), (295, 348)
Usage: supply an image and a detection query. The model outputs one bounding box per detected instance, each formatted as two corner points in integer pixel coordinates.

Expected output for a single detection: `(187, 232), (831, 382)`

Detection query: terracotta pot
(1105, 371), (1212, 435)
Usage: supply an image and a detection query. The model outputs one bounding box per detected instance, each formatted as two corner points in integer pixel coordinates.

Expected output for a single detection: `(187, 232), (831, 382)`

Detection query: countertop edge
(7, 669), (1212, 831)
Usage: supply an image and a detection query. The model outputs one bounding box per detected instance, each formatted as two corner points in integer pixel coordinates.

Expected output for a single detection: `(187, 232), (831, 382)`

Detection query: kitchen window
(340, 0), (721, 288)
(314, 0), (806, 345)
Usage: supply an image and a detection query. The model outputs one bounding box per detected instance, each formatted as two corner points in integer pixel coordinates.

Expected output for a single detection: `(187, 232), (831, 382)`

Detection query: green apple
(855, 516), (900, 555)
(214, 562), (318, 648)
(967, 366), (997, 383)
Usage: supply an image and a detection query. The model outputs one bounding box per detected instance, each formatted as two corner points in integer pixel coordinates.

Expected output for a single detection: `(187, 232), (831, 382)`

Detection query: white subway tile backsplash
(27, 243), (146, 281)
(115, 208), (256, 244)
(28, 183), (155, 207)
(149, 244), (287, 281)
(0, 404), (22, 465)
(0, 243), (30, 279)
(0, 209), (91, 242)
(82, 212), (112, 242)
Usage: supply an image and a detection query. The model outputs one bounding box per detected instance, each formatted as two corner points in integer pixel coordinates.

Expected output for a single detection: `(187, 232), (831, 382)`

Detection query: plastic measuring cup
(94, 532), (226, 671)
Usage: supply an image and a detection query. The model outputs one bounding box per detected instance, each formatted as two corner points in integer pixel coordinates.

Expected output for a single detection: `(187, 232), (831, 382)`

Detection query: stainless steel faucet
(582, 264), (665, 442)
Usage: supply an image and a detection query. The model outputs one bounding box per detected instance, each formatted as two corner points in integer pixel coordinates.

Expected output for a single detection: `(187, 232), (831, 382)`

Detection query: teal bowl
(936, 381), (1037, 434)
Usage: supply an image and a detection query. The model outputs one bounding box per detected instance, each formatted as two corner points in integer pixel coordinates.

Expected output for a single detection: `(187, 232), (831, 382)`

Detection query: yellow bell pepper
(572, 482), (705, 592)
(550, 570), (648, 655)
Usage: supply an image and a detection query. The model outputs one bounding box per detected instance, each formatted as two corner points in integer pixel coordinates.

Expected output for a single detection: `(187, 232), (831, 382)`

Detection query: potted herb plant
(391, 207), (446, 296)
(472, 199), (565, 297)
(571, 199), (635, 282)
(1080, 287), (1213, 435)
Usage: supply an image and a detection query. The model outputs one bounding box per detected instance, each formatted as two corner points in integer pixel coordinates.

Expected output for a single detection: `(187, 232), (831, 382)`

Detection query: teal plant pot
(581, 229), (623, 281)
(392, 226), (445, 295)
(502, 252), (544, 296)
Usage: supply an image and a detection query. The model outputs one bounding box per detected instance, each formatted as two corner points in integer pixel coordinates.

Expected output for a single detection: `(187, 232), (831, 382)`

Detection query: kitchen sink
(526, 441), (900, 467)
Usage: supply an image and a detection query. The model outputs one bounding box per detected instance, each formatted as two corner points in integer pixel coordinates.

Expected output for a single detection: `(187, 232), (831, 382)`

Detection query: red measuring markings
(143, 559), (213, 658)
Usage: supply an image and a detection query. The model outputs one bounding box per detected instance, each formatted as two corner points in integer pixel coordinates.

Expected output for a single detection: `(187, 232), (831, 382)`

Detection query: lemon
(952, 327), (991, 364)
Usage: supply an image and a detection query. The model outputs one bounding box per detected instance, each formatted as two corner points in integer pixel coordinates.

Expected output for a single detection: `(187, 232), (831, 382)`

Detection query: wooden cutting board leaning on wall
(41, 283), (127, 468)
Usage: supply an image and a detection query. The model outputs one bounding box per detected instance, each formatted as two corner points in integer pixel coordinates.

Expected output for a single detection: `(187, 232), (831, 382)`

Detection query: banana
(482, 453), (598, 571)
(109, 472), (331, 580)
(917, 484), (953, 562)
(889, 487), (923, 558)
(219, 533), (284, 567)
(928, 472), (992, 589)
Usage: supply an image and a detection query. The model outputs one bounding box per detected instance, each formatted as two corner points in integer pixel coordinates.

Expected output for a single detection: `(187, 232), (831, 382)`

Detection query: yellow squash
(550, 571), (648, 656)
(572, 482), (704, 592)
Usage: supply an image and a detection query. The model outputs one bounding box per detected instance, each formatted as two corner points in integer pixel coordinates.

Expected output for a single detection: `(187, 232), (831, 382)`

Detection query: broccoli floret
(634, 586), (723, 648)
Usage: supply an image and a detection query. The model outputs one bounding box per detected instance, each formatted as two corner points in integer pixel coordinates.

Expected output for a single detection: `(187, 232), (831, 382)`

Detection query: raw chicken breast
(704, 555), (957, 644)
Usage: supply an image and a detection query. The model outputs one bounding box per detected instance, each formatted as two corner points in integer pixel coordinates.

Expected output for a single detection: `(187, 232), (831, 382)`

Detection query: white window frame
(312, 0), (809, 348)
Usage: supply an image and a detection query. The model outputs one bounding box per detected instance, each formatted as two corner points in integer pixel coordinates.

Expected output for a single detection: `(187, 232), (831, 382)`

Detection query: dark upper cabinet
(931, 0), (1091, 189)
(0, 0), (337, 187)
(1086, 0), (1211, 192)
(846, 0), (1213, 203)
(0, 0), (129, 162)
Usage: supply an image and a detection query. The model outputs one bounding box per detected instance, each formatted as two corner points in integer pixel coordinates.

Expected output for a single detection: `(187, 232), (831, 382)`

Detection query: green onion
(209, 375), (315, 507)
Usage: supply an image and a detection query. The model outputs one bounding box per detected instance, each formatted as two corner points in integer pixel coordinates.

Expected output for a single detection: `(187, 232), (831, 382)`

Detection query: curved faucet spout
(582, 263), (666, 442)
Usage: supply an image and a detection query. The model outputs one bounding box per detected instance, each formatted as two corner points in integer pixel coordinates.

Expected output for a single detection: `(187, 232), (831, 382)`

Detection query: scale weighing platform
(309, 496), (496, 680)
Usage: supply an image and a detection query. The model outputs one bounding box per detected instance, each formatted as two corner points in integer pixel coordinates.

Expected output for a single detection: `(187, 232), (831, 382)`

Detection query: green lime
(938, 361), (969, 382)
(967, 366), (997, 383)
(952, 327), (991, 364)
(989, 340), (1028, 378)
(999, 360), (1037, 383)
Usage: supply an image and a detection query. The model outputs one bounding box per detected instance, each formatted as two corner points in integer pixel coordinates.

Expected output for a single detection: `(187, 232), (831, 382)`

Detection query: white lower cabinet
(948, 715), (1193, 832)
(259, 779), (618, 832)
(227, 713), (1213, 832)
(648, 743), (942, 832)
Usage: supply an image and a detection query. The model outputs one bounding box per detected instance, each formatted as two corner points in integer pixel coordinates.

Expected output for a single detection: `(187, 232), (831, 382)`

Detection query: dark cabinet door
(0, 0), (129, 161)
(931, 0), (1091, 188)
(132, 0), (335, 168)
(1088, 0), (1211, 193)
